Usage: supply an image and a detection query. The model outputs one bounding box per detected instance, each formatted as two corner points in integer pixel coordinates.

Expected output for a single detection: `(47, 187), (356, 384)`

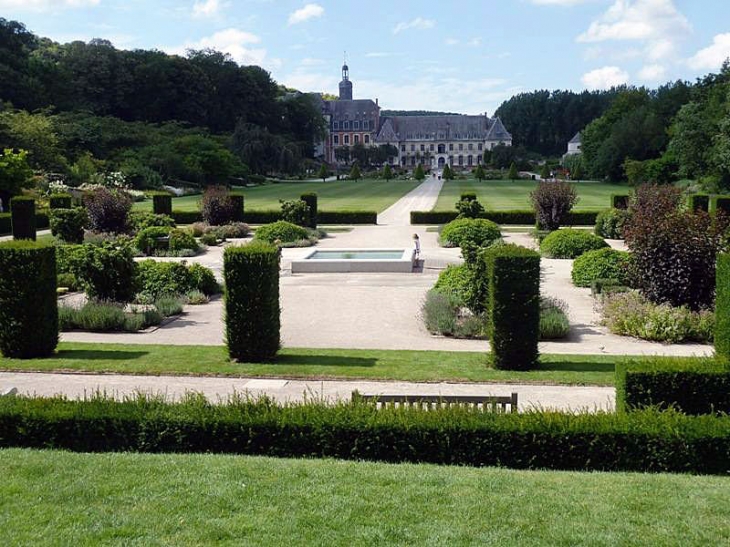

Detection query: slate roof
(375, 114), (511, 142)
(324, 99), (379, 119)
(569, 132), (582, 144)
(485, 117), (511, 142)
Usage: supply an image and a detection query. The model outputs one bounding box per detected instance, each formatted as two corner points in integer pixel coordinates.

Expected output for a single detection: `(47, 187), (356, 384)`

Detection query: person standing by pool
(413, 233), (420, 259)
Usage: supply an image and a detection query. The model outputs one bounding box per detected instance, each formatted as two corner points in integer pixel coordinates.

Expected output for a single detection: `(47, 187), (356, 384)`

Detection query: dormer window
(343, 121), (350, 129)
(333, 121), (339, 130)
(354, 121), (360, 130)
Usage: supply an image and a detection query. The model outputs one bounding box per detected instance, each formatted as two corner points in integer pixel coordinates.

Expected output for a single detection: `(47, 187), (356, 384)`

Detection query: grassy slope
(0, 342), (619, 385)
(1, 449), (728, 545)
(434, 179), (629, 211)
(134, 179), (420, 213)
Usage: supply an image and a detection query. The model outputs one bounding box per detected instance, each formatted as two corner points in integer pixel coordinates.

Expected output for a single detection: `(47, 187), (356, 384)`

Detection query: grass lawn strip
(133, 178), (421, 213)
(1, 449), (728, 545)
(435, 178), (629, 211)
(0, 342), (620, 385)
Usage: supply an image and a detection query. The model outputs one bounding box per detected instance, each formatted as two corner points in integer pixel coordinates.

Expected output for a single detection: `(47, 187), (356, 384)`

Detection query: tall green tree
(508, 162), (519, 180)
(349, 163), (361, 181)
(474, 163), (486, 182)
(0, 148), (33, 209)
(443, 163), (454, 180)
(414, 164), (425, 181)
(317, 163), (328, 182)
(382, 163), (392, 181)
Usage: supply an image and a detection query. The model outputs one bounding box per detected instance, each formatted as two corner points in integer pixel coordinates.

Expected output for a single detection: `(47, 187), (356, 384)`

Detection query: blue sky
(3, 0), (730, 114)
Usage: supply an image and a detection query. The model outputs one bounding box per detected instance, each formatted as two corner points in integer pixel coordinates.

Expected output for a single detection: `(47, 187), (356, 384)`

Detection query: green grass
(0, 342), (619, 385)
(435, 179), (629, 211)
(1, 449), (728, 545)
(134, 179), (420, 214)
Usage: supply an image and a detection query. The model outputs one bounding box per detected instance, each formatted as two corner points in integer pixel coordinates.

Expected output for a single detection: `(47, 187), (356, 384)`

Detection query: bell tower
(338, 52), (353, 101)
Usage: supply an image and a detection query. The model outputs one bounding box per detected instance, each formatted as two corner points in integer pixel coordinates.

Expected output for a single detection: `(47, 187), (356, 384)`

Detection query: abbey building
(320, 64), (512, 170)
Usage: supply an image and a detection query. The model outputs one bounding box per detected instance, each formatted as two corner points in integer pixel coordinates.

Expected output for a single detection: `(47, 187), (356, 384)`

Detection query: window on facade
(354, 134), (360, 144)
(438, 144), (446, 154)
(333, 135), (339, 145)
(478, 143), (483, 151)
(459, 143), (464, 151)
(401, 145), (406, 152)
(410, 144), (415, 152)
(468, 155), (473, 166)
(343, 121), (350, 129)
(468, 143), (473, 151)
(354, 121), (360, 130)
(344, 135), (350, 145)
(364, 134), (370, 144)
(458, 155), (464, 166)
(363, 120), (369, 130)
(448, 156), (453, 165)
(430, 144), (434, 152)
(411, 157), (416, 166)
(449, 143), (454, 151)
(333, 121), (339, 130)
(420, 144), (425, 152)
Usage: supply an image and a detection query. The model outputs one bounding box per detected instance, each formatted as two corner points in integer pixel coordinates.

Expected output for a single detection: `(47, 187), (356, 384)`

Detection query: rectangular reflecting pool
(291, 248), (414, 273)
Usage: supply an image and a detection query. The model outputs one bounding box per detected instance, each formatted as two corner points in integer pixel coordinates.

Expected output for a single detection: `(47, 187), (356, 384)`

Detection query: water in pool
(309, 250), (405, 260)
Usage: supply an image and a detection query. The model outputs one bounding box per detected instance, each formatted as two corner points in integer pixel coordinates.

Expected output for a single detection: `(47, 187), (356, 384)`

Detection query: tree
(382, 163), (392, 181)
(491, 143), (516, 169)
(0, 148), (32, 210)
(349, 163), (361, 181)
(351, 142), (368, 166)
(317, 163), (328, 182)
(540, 163), (550, 180)
(334, 145), (350, 164)
(474, 163), (486, 182)
(508, 162), (519, 180)
(530, 181), (578, 231)
(443, 163), (454, 180)
(414, 164), (425, 181)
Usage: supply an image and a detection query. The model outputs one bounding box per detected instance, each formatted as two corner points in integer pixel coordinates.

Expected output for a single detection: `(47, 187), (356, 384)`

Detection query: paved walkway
(377, 176), (443, 225)
(0, 372), (615, 412)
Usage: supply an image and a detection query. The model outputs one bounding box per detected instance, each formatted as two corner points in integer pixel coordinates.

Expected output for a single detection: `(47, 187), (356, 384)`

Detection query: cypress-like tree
(383, 163), (393, 181)
(317, 163), (328, 182)
(414, 164), (425, 181)
(349, 163), (361, 181)
(443, 164), (454, 180)
(508, 162), (519, 181)
(474, 164), (486, 182)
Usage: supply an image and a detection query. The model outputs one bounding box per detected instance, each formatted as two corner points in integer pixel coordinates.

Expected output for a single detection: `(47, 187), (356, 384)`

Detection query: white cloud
(287, 3), (324, 26)
(688, 33), (730, 71)
(166, 28), (277, 68)
(0, 0), (99, 9)
(467, 38), (482, 47)
(638, 63), (667, 81)
(531, 0), (591, 5)
(581, 66), (629, 89)
(445, 38), (459, 46)
(577, 0), (690, 43)
(192, 0), (224, 18)
(392, 17), (435, 34)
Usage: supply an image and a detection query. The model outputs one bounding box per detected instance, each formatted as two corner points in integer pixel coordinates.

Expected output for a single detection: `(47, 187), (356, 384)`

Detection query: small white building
(565, 132), (582, 156)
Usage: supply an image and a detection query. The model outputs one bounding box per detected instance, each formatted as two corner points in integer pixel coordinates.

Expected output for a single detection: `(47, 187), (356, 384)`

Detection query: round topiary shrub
(50, 207), (88, 244)
(254, 221), (309, 244)
(540, 229), (608, 259)
(594, 208), (631, 239)
(70, 242), (138, 302)
(439, 218), (501, 248)
(168, 228), (199, 252)
(0, 240), (58, 358)
(433, 264), (472, 304)
(571, 248), (630, 287)
(189, 263), (219, 295)
(134, 226), (171, 255)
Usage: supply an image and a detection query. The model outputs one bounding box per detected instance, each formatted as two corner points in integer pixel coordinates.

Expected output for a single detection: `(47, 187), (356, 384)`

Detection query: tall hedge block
(224, 242), (280, 362)
(688, 194), (709, 213)
(229, 194), (245, 223)
(611, 194), (629, 210)
(300, 192), (318, 229)
(49, 193), (72, 209)
(152, 193), (172, 216)
(711, 195), (730, 216)
(716, 253), (730, 359)
(486, 245), (541, 370)
(10, 196), (36, 240)
(0, 241), (58, 358)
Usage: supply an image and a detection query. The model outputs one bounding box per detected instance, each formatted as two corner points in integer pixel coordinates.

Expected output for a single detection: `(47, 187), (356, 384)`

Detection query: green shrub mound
(439, 218), (501, 248)
(486, 244), (541, 370)
(0, 241), (58, 358)
(224, 242), (280, 362)
(10, 196), (36, 240)
(213, 222), (250, 239)
(168, 228), (199, 253)
(571, 248), (630, 288)
(616, 357), (730, 415)
(716, 254), (730, 359)
(188, 263), (219, 296)
(594, 208), (630, 239)
(152, 193), (172, 216)
(59, 301), (162, 332)
(2, 395), (730, 474)
(50, 207), (87, 244)
(539, 298), (570, 340)
(129, 212), (175, 232)
(136, 261), (219, 300)
(49, 193), (72, 209)
(300, 193), (317, 228)
(540, 229), (608, 259)
(411, 210), (601, 226)
(254, 221), (309, 245)
(69, 243), (138, 303)
(134, 226), (171, 255)
(433, 264), (474, 306)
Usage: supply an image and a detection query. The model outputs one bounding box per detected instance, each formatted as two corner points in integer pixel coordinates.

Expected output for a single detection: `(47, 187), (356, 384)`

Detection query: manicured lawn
(1, 449), (728, 545)
(434, 178), (629, 211)
(0, 342), (619, 385)
(133, 178), (420, 213)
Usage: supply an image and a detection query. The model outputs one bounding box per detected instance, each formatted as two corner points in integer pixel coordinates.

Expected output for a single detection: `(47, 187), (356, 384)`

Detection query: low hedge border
(711, 195), (730, 215)
(410, 210), (600, 226)
(171, 210), (377, 225)
(616, 357), (730, 415)
(1, 212), (54, 235)
(0, 396), (729, 474)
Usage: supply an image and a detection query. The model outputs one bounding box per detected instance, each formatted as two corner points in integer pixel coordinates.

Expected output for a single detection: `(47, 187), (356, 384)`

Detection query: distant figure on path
(413, 233), (421, 259)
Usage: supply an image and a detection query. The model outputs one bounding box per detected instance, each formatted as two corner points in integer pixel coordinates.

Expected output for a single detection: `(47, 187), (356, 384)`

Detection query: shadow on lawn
(55, 350), (150, 361)
(275, 354), (377, 368)
(537, 360), (615, 373)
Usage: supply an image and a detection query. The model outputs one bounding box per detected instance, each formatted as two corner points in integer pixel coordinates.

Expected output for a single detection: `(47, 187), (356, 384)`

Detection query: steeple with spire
(338, 52), (353, 101)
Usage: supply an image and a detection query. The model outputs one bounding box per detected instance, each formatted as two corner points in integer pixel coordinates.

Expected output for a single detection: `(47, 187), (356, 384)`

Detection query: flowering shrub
(84, 188), (132, 234)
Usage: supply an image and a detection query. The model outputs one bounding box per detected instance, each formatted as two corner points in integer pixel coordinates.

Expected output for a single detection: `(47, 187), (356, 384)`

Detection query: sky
(2, 0), (730, 114)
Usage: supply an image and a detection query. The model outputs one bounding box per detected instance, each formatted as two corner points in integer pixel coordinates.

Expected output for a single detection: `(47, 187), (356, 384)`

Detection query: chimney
(376, 98), (379, 106)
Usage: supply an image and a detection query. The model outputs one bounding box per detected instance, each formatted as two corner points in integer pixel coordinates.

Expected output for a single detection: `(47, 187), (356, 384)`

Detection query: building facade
(321, 64), (512, 169)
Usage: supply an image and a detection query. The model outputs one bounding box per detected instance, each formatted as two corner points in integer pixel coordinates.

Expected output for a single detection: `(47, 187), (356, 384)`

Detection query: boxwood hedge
(300, 193), (317, 228)
(411, 210), (599, 226)
(170, 209), (376, 226)
(0, 241), (58, 358)
(540, 229), (609, 259)
(716, 253), (730, 359)
(152, 193), (172, 216)
(571, 248), (630, 288)
(49, 193), (72, 209)
(10, 196), (36, 241)
(1, 395), (729, 474)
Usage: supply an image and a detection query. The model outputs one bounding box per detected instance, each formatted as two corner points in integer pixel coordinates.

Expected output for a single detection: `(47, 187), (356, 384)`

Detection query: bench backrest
(352, 391), (518, 413)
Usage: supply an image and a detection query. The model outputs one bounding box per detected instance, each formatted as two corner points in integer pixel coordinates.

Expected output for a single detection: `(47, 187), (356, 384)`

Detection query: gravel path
(377, 176), (443, 226)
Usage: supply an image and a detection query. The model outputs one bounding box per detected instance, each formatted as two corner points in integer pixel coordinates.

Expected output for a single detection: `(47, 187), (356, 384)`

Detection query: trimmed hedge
(689, 194), (710, 213)
(10, 196), (36, 240)
(0, 212), (48, 235)
(571, 248), (630, 288)
(616, 357), (730, 415)
(716, 253), (730, 359)
(49, 193), (72, 209)
(486, 244), (541, 370)
(611, 194), (630, 209)
(171, 210), (203, 224)
(411, 210), (599, 226)
(0, 241), (58, 358)
(171, 209), (376, 226)
(317, 211), (377, 224)
(2, 395), (729, 474)
(230, 193), (245, 223)
(301, 192), (317, 228)
(152, 193), (172, 216)
(224, 241), (280, 361)
(540, 228), (609, 259)
(710, 195), (730, 216)
(69, 243), (138, 303)
(244, 210), (281, 224)
(440, 218), (501, 248)
(49, 207), (87, 244)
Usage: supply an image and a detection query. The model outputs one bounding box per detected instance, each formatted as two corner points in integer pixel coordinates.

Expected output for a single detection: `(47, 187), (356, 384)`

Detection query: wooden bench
(352, 391), (518, 413)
